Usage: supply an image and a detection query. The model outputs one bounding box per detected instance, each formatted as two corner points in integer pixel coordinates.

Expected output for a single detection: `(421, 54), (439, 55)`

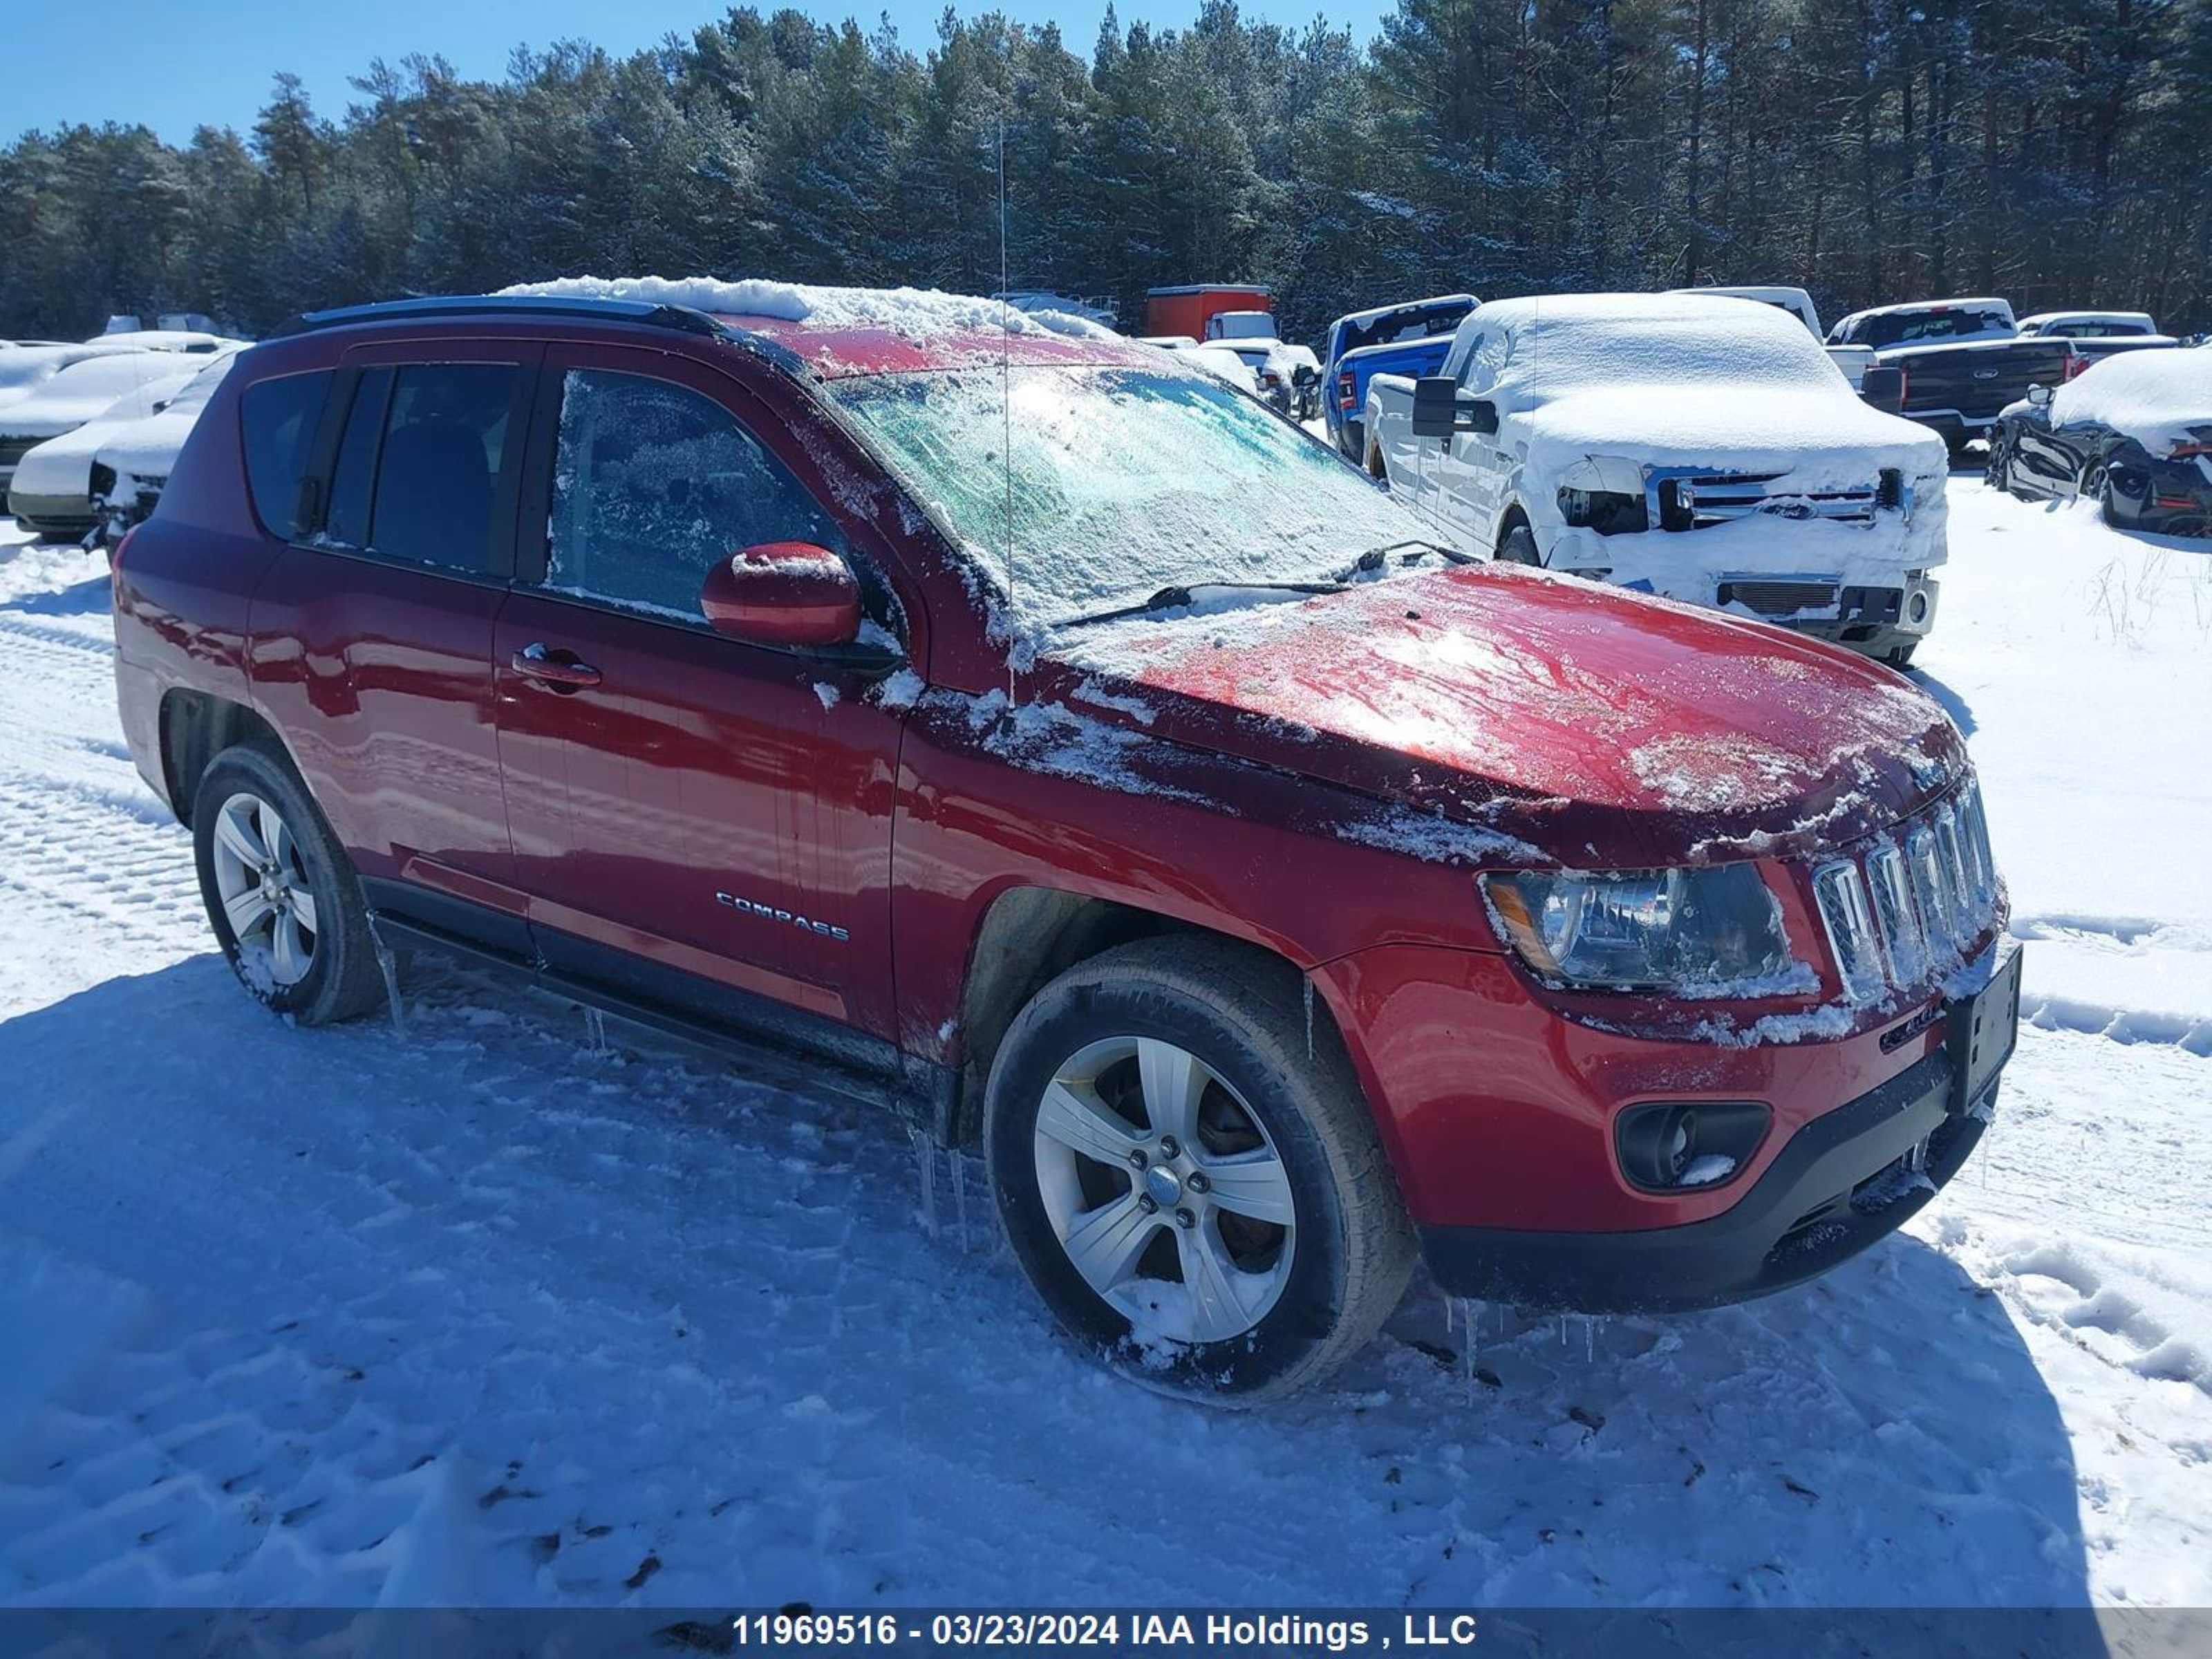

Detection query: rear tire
(985, 936), (1416, 1405)
(191, 744), (386, 1027)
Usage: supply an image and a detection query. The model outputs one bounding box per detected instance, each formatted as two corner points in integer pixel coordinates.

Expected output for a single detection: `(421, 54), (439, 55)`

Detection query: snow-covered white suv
(1365, 293), (1951, 665)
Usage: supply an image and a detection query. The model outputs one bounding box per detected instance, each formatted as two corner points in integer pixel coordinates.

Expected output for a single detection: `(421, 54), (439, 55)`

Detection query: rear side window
(238, 371), (332, 538)
(543, 368), (843, 619)
(322, 363), (518, 573)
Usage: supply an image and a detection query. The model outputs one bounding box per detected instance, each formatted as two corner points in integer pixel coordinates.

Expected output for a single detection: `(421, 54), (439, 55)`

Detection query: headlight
(1481, 864), (1803, 993)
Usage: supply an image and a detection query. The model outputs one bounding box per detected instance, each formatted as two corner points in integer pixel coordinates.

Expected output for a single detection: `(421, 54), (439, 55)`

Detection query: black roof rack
(268, 293), (729, 340)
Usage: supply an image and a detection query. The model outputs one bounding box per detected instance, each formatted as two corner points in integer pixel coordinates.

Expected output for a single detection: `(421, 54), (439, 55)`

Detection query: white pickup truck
(1363, 292), (1952, 664)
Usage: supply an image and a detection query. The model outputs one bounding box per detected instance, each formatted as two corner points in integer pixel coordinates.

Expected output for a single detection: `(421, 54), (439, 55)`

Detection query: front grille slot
(1813, 779), (2000, 1000)
(1654, 470), (1883, 531)
(1718, 579), (1841, 617)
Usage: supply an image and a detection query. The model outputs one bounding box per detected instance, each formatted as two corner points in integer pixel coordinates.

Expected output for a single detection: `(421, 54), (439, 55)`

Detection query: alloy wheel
(209, 790), (319, 986)
(1032, 1035), (1296, 1344)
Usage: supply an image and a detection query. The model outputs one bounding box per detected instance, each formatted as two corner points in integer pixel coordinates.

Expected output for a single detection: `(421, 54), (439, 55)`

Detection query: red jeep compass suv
(110, 285), (2022, 1400)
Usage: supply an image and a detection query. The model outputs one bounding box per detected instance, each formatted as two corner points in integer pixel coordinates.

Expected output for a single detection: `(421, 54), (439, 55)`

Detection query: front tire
(1984, 430), (2012, 492)
(192, 744), (386, 1026)
(1497, 523), (1541, 565)
(985, 937), (1416, 1404)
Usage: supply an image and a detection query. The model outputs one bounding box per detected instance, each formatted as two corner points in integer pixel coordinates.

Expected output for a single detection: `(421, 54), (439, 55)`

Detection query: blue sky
(8, 0), (1378, 144)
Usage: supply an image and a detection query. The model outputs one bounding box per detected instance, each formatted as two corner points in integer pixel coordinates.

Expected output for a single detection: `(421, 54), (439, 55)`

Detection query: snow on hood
(1050, 561), (1965, 868)
(1472, 294), (1947, 482)
(498, 274), (1119, 344)
(2050, 349), (2212, 455)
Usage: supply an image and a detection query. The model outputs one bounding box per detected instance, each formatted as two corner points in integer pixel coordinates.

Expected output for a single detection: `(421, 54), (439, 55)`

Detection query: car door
(2012, 413), (2086, 498)
(1443, 326), (1512, 548)
(247, 342), (538, 953)
(491, 342), (908, 1050)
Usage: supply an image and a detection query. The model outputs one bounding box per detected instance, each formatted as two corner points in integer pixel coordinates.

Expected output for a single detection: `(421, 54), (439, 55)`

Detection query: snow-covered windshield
(827, 365), (1437, 627)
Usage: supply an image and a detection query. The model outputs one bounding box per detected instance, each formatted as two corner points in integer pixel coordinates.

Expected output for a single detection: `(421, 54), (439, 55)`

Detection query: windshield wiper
(1056, 580), (1347, 630)
(1333, 539), (1475, 583)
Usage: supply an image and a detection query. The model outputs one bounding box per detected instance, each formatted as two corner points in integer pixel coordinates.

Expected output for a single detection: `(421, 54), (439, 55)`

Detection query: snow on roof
(0, 351), (214, 439)
(1463, 293), (1946, 477)
(1331, 294), (1479, 331)
(2048, 348), (2212, 453)
(1833, 295), (2014, 329)
(2018, 311), (2157, 331)
(499, 274), (1118, 344)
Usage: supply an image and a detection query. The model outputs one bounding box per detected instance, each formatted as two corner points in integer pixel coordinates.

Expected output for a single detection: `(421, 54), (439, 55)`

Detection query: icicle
(1460, 1300), (1477, 1406)
(372, 930), (405, 1038)
(1443, 1295), (1454, 1334)
(1303, 978), (1315, 1060)
(910, 1125), (939, 1239)
(951, 1148), (971, 1253)
(584, 1004), (610, 1055)
(1584, 1315), (1593, 1362)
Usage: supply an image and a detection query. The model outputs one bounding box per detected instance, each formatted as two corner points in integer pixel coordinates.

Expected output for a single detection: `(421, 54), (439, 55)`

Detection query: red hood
(1040, 564), (1966, 868)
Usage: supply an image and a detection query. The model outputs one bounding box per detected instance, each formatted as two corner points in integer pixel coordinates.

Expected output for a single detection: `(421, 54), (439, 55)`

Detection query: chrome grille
(1813, 780), (2001, 1001)
(1651, 470), (1883, 530)
(1718, 579), (1841, 617)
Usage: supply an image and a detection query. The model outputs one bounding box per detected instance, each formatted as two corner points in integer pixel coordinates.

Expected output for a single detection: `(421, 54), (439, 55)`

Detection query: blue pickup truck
(1321, 293), (1479, 461)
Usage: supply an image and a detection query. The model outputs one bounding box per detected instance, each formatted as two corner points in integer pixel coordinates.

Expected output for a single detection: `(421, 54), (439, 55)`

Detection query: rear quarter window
(238, 370), (333, 538)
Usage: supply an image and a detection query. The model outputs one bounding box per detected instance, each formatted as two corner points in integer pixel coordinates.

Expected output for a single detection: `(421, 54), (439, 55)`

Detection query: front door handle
(511, 641), (603, 691)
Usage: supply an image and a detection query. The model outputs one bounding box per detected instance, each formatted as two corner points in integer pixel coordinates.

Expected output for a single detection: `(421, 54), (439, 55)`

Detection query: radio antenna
(998, 104), (1015, 702)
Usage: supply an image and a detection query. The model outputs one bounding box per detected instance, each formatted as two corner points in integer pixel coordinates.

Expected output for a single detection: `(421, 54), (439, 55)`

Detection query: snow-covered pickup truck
(1826, 297), (2072, 457)
(1365, 292), (1950, 664)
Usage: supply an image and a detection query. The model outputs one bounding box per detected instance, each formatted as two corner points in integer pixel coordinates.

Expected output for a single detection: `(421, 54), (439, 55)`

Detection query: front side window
(238, 370), (332, 538)
(321, 363), (516, 572)
(543, 369), (844, 620)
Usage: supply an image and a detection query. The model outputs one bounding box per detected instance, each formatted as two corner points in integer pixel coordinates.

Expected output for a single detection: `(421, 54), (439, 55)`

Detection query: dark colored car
(1987, 350), (2212, 534)
(111, 288), (2022, 1401)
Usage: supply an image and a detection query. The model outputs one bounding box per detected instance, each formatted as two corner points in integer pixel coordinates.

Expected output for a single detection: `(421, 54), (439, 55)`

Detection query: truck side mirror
(1410, 376), (1460, 438)
(1412, 377), (1499, 440)
(2025, 382), (2053, 408)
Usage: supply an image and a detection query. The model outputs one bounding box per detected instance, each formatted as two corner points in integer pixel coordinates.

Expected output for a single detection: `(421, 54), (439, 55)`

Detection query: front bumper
(6, 485), (97, 536)
(1419, 1047), (1989, 1311)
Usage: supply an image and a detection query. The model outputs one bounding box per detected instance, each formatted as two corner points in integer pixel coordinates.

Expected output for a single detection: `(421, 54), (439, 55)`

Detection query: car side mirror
(1292, 364), (1319, 389)
(700, 542), (862, 648)
(1412, 376), (1499, 439)
(2025, 383), (2053, 407)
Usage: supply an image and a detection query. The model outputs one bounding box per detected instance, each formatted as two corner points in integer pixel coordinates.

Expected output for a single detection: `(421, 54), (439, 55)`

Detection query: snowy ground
(0, 483), (2206, 1613)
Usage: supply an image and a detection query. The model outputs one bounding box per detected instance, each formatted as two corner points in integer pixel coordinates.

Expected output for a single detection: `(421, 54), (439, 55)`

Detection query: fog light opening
(1616, 1100), (1772, 1193)
(1908, 590), (1930, 625)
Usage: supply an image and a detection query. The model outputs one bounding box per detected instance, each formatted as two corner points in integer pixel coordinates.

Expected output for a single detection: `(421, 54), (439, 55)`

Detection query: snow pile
(498, 274), (1118, 343)
(2048, 348), (2212, 454)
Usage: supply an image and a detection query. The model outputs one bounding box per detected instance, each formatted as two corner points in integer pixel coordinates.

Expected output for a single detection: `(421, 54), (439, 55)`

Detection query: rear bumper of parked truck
(1316, 937), (2020, 1315)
